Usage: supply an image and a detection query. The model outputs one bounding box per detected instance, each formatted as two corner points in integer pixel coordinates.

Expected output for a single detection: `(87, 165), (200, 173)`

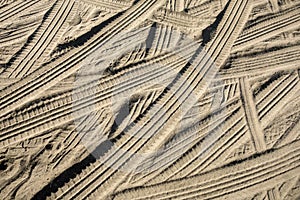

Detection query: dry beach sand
(0, 0), (300, 199)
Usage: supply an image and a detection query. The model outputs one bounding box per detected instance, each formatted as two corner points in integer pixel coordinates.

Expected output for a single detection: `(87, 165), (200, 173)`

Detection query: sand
(0, 0), (299, 199)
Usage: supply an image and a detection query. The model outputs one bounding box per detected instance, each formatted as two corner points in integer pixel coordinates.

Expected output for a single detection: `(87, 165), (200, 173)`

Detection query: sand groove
(1, 0), (299, 199)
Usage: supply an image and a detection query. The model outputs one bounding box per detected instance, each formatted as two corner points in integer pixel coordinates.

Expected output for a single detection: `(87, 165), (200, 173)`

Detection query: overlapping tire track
(5, 0), (76, 78)
(186, 0), (225, 17)
(130, 98), (244, 186)
(2, 0), (298, 198)
(219, 45), (300, 79)
(152, 9), (206, 29)
(46, 0), (253, 199)
(232, 3), (300, 52)
(51, 109), (113, 169)
(0, 0), (165, 118)
(0, 0), (40, 23)
(239, 77), (266, 152)
(82, 0), (131, 12)
(113, 139), (300, 200)
(0, 21), (41, 47)
(255, 71), (300, 128)
(129, 96), (241, 179)
(0, 42), (197, 148)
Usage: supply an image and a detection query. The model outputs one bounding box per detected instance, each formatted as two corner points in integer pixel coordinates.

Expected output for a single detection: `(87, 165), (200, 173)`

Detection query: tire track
(219, 45), (300, 79)
(109, 89), (164, 139)
(166, 0), (185, 11)
(87, 0), (251, 194)
(183, 81), (239, 123)
(239, 77), (266, 152)
(0, 29), (191, 127)
(130, 97), (241, 186)
(0, 0), (39, 23)
(0, 42), (197, 148)
(132, 100), (243, 186)
(152, 8), (206, 29)
(178, 114), (247, 177)
(0, 16), (43, 46)
(113, 140), (300, 200)
(257, 72), (298, 117)
(186, 0), (225, 17)
(253, 71), (300, 129)
(232, 4), (300, 52)
(254, 73), (290, 106)
(143, 114), (247, 188)
(52, 109), (112, 169)
(259, 77), (300, 128)
(7, 0), (75, 78)
(48, 0), (252, 199)
(274, 118), (300, 148)
(0, 0), (165, 118)
(82, 0), (131, 12)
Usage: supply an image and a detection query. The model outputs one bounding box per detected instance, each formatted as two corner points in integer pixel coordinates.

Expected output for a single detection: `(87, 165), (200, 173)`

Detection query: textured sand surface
(0, 0), (300, 199)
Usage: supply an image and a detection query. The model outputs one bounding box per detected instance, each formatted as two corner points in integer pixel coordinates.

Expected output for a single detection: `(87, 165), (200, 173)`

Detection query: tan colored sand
(0, 0), (299, 199)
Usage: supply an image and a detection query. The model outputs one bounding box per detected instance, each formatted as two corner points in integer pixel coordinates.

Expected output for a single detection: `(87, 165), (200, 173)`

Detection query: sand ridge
(0, 0), (299, 199)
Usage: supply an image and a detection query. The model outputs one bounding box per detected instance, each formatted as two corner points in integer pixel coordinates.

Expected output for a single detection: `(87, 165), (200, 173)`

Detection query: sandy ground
(0, 0), (299, 199)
